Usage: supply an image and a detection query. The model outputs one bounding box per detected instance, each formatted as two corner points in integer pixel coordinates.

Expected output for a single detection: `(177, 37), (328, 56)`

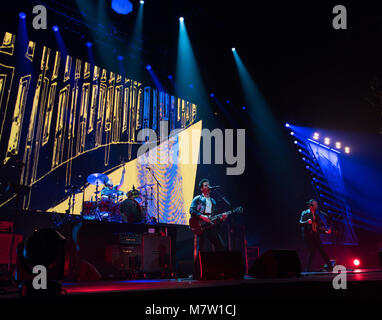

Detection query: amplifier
(105, 233), (171, 274)
(105, 245), (141, 271)
(113, 232), (142, 245)
(0, 234), (23, 264)
(0, 221), (13, 233)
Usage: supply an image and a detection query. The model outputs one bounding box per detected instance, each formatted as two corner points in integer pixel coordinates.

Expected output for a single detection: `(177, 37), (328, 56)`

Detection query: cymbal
(137, 184), (155, 189)
(87, 173), (110, 186)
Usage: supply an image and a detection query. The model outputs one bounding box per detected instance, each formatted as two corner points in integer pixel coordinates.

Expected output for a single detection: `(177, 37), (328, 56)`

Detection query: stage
(2, 268), (382, 301)
(2, 0), (382, 305)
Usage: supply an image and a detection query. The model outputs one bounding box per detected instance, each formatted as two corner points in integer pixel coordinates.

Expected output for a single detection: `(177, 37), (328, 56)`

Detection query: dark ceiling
(2, 0), (382, 135)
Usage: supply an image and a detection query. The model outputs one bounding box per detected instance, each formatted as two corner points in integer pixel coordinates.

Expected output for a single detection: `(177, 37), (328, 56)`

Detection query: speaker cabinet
(249, 249), (301, 278)
(196, 251), (244, 280)
(0, 233), (23, 264)
(141, 233), (171, 273)
(105, 245), (140, 271)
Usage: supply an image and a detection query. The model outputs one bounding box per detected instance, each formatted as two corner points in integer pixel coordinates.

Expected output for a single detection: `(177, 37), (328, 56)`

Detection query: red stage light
(353, 259), (360, 267)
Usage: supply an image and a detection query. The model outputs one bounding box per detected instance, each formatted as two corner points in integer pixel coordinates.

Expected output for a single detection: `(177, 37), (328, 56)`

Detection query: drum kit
(81, 172), (155, 223)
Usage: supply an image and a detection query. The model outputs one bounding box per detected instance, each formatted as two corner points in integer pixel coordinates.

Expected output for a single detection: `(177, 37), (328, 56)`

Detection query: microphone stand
(212, 188), (234, 251)
(147, 167), (161, 224)
(213, 188), (233, 210)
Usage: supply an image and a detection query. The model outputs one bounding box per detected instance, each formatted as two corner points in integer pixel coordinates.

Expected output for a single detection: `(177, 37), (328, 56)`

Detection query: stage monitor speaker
(249, 249), (301, 278)
(196, 251), (244, 280)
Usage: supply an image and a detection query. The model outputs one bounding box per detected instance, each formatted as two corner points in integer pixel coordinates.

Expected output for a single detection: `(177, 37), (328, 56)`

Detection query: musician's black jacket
(189, 195), (217, 217)
(299, 209), (326, 238)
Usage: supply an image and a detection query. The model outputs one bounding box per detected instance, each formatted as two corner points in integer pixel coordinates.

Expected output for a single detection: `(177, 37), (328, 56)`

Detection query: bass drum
(119, 199), (143, 223)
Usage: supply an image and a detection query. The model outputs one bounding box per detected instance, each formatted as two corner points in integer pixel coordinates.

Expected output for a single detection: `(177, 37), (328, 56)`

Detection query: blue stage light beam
(16, 11), (31, 73)
(175, 18), (209, 112)
(232, 49), (293, 180)
(146, 65), (165, 91)
(124, 0), (144, 81)
(75, 0), (117, 66)
(52, 26), (68, 57)
(85, 41), (95, 65)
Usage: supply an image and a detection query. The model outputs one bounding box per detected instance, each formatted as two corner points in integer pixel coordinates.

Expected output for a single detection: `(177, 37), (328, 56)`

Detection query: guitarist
(300, 199), (333, 272)
(190, 179), (227, 253)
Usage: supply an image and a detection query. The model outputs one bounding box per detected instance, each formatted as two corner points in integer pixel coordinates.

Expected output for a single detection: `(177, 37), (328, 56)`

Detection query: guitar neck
(210, 210), (233, 221)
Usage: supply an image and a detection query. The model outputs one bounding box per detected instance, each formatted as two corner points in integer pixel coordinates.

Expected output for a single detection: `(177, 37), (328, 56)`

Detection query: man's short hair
(306, 199), (317, 206)
(198, 178), (209, 190)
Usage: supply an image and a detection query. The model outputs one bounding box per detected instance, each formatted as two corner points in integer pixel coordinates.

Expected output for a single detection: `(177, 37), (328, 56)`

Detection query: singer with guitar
(189, 179), (243, 279)
(189, 179), (227, 253)
(300, 199), (334, 272)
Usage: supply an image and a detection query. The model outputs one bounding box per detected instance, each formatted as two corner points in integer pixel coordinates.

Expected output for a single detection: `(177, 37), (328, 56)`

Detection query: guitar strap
(311, 209), (318, 232)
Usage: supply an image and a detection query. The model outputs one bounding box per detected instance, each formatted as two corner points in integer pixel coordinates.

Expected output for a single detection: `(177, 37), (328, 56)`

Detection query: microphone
(208, 185), (221, 190)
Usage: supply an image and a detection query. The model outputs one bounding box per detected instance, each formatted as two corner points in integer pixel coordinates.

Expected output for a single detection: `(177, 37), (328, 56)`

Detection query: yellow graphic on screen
(0, 31), (198, 220)
(48, 120), (202, 225)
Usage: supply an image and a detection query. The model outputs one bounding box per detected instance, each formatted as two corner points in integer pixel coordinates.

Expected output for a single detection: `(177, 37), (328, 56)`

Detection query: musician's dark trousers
(304, 233), (331, 271)
(198, 228), (225, 252)
(193, 228), (225, 279)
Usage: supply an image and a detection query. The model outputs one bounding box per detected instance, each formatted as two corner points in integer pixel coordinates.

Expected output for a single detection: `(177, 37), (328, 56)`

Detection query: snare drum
(83, 201), (96, 216)
(99, 199), (113, 212)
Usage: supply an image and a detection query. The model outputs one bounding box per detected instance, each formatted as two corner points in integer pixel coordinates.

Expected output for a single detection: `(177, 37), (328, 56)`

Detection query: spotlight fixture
(294, 140), (298, 144)
(290, 132), (295, 136)
(232, 47), (236, 52)
(324, 137), (330, 145)
(52, 25), (59, 32)
(146, 65), (151, 70)
(168, 75), (173, 80)
(140, 0), (144, 3)
(226, 100), (230, 104)
(19, 12), (26, 19)
(285, 123), (290, 128)
(335, 142), (341, 149)
(313, 132), (319, 140)
(210, 93), (214, 98)
(111, 0), (133, 15)
(85, 41), (92, 48)
(117, 55), (124, 61)
(242, 106), (246, 110)
(344, 146), (350, 154)
(179, 17), (184, 22)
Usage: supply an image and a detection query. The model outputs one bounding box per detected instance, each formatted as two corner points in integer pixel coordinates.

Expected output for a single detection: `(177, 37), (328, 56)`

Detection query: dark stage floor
(2, 268), (382, 301)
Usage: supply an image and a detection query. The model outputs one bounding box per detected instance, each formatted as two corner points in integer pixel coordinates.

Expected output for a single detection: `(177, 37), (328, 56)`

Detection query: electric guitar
(189, 206), (243, 235)
(309, 213), (331, 234)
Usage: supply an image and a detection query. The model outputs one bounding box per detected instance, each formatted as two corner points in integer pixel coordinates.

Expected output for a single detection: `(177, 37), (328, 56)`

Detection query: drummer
(100, 167), (126, 200)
